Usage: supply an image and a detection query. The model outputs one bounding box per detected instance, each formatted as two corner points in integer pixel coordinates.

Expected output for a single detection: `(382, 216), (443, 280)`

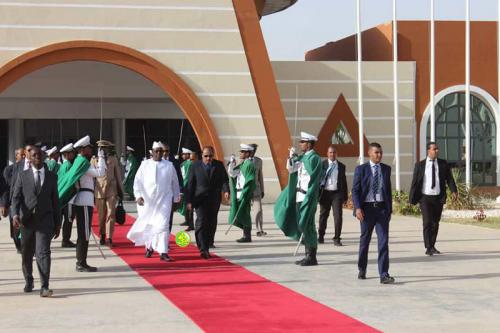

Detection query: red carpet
(93, 212), (379, 333)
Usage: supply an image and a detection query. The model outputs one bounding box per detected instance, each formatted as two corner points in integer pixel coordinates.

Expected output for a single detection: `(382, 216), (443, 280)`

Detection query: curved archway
(420, 85), (500, 185)
(0, 40), (223, 159)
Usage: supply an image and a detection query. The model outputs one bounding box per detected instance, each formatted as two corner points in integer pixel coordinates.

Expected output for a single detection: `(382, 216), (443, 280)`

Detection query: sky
(260, 0), (498, 60)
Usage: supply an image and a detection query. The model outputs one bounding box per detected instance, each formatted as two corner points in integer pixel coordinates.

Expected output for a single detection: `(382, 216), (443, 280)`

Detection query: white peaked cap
(300, 131), (318, 142)
(46, 146), (58, 156)
(181, 148), (192, 154)
(74, 135), (92, 148)
(239, 144), (254, 152)
(60, 143), (74, 153)
(126, 146), (135, 152)
(41, 146), (47, 152)
(152, 141), (163, 150)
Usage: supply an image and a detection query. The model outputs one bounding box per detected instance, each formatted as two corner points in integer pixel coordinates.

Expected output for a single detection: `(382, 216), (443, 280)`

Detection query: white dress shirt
(365, 161), (383, 202)
(24, 159), (32, 171)
(323, 159), (339, 191)
(287, 150), (313, 203)
(73, 155), (106, 207)
(31, 166), (45, 187)
(422, 158), (440, 195)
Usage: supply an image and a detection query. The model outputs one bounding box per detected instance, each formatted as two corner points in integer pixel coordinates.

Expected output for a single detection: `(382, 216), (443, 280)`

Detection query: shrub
(392, 190), (421, 216)
(445, 169), (476, 210)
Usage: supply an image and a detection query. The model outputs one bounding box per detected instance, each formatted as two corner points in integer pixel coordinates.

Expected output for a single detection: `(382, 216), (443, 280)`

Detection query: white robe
(127, 159), (180, 254)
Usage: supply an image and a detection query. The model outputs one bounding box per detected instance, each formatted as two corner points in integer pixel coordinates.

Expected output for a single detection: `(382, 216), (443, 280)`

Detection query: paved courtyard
(1, 203), (500, 332)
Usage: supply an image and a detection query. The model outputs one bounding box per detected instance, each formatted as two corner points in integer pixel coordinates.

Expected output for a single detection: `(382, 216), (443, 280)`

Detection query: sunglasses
(299, 140), (308, 143)
(203, 154), (213, 158)
(153, 149), (163, 153)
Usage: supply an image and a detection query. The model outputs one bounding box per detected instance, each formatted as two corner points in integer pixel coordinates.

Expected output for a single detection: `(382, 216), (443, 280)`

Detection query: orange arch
(0, 40), (223, 159)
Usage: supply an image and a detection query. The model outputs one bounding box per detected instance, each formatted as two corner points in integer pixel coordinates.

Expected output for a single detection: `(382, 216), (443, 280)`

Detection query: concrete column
(112, 118), (126, 158)
(7, 119), (23, 164)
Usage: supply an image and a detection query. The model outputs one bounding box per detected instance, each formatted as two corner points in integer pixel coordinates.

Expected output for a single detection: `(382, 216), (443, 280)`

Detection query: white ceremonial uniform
(127, 159), (180, 254)
(228, 161), (246, 200)
(287, 150), (314, 203)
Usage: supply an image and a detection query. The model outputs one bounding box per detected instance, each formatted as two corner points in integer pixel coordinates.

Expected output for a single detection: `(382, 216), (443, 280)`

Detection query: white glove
(230, 154), (236, 163)
(98, 148), (105, 158)
(289, 147), (296, 158)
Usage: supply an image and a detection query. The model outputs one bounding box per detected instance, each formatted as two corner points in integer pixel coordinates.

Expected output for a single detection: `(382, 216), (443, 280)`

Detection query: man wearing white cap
(274, 132), (322, 266)
(45, 146), (60, 174)
(228, 144), (256, 243)
(58, 143), (77, 248)
(127, 141), (181, 262)
(122, 146), (139, 200)
(58, 136), (106, 272)
(178, 148), (194, 231)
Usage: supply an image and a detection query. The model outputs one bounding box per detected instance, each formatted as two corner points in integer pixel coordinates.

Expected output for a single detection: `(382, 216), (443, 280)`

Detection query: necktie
(431, 160), (436, 189)
(35, 170), (41, 194)
(322, 162), (336, 186)
(372, 164), (380, 199)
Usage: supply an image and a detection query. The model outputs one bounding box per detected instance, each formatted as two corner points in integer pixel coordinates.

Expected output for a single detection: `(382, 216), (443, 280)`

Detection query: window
(426, 92), (496, 185)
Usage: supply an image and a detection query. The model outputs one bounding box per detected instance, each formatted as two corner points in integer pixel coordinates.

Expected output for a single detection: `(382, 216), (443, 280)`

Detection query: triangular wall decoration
(316, 93), (369, 157)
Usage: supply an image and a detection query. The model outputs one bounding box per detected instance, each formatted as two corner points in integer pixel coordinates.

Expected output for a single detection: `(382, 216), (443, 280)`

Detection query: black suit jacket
(187, 160), (229, 208)
(320, 159), (348, 202)
(11, 166), (60, 231)
(4, 159), (25, 206)
(352, 162), (393, 215)
(409, 158), (457, 205)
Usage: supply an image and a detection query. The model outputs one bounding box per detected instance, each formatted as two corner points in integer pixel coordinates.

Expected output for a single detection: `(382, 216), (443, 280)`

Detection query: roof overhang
(257, 0), (298, 16)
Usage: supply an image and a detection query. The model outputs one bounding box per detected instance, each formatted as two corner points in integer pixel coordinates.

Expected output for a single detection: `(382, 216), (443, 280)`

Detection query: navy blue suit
(352, 162), (392, 278)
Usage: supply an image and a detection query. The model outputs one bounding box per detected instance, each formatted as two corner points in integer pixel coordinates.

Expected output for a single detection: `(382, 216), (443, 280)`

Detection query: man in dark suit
(409, 141), (457, 256)
(3, 146), (32, 253)
(12, 146), (61, 297)
(352, 142), (394, 284)
(187, 146), (229, 259)
(318, 145), (348, 245)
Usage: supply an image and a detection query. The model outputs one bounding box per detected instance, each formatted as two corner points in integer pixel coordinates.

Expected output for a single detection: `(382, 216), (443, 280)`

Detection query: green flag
(57, 155), (90, 208)
(177, 159), (192, 217)
(46, 159), (60, 174)
(123, 154), (139, 198)
(228, 159), (256, 229)
(57, 160), (72, 179)
(274, 150), (321, 247)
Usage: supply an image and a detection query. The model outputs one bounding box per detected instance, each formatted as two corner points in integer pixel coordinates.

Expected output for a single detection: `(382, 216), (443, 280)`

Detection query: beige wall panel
(272, 61), (415, 82)
(179, 75), (255, 94)
(0, 8), (238, 30)
(347, 101), (415, 118)
(150, 53), (250, 72)
(281, 100), (415, 119)
(6, 0), (233, 6)
(277, 82), (413, 100)
(212, 118), (267, 137)
(198, 96), (261, 116)
(0, 29), (244, 51)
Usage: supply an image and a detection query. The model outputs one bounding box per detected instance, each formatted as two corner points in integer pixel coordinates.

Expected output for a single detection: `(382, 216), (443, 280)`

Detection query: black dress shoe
(358, 271), (366, 280)
(333, 239), (343, 246)
(40, 288), (53, 298)
(107, 238), (113, 247)
(145, 248), (153, 258)
(380, 275), (395, 284)
(61, 240), (77, 248)
(295, 257), (306, 265)
(256, 231), (263, 237)
(432, 247), (441, 254)
(425, 249), (434, 256)
(99, 235), (105, 245)
(24, 281), (34, 293)
(184, 226), (194, 232)
(236, 237), (252, 243)
(209, 244), (216, 249)
(160, 253), (174, 262)
(76, 263), (98, 272)
(300, 256), (318, 266)
(318, 236), (324, 244)
(200, 251), (210, 259)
